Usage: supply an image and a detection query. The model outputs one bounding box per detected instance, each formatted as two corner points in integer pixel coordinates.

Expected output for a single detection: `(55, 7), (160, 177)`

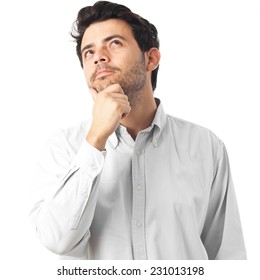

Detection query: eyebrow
(81, 34), (126, 54)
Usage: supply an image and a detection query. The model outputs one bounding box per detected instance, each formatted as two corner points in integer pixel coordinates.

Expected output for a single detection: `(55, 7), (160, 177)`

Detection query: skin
(81, 19), (161, 150)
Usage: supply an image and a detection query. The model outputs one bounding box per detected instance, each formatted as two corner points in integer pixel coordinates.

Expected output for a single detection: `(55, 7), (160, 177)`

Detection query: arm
(30, 131), (105, 257)
(30, 84), (131, 257)
(201, 144), (247, 259)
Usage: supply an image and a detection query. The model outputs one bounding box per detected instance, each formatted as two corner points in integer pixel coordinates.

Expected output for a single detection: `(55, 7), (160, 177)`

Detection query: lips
(95, 69), (115, 80)
(91, 64), (121, 82)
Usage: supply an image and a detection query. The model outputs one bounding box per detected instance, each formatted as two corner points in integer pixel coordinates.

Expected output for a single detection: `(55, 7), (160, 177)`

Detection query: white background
(0, 0), (259, 278)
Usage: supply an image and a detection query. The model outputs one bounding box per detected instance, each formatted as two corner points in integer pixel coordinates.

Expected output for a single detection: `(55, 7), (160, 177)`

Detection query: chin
(94, 78), (118, 92)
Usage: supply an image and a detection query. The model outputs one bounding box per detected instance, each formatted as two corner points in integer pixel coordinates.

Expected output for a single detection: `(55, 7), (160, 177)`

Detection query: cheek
(83, 65), (92, 85)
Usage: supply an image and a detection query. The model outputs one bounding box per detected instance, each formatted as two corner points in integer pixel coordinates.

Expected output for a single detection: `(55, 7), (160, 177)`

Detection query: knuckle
(109, 98), (118, 108)
(102, 92), (109, 98)
(113, 83), (121, 91)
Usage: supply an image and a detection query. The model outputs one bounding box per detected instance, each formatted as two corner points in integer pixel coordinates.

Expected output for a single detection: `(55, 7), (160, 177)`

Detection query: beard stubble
(90, 54), (146, 109)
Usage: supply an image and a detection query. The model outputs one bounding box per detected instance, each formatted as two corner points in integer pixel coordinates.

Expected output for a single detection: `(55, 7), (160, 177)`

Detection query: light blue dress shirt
(30, 99), (247, 259)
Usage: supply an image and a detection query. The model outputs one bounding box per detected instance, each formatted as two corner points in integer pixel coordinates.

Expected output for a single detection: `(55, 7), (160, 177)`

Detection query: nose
(94, 48), (110, 65)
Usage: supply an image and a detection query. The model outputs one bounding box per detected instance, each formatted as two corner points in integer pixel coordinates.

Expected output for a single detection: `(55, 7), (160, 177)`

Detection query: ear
(146, 48), (161, 72)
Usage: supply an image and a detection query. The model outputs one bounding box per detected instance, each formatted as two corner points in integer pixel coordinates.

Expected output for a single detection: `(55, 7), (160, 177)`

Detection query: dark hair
(71, 1), (160, 91)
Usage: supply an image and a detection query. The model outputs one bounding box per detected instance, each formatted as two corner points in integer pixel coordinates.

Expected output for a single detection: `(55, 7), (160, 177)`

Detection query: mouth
(95, 70), (115, 80)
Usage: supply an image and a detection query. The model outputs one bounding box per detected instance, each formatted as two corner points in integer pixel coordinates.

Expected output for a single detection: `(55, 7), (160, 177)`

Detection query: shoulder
(165, 114), (225, 162)
(166, 114), (218, 136)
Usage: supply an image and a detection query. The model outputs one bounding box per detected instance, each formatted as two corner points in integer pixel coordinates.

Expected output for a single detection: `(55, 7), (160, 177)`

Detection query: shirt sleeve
(201, 143), (247, 259)
(30, 130), (105, 257)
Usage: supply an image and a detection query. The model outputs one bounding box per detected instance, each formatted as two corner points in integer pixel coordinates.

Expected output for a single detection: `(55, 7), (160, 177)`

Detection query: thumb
(89, 88), (98, 101)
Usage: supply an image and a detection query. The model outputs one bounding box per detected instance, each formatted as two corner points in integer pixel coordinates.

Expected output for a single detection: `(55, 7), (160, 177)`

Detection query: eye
(84, 50), (94, 58)
(110, 40), (122, 47)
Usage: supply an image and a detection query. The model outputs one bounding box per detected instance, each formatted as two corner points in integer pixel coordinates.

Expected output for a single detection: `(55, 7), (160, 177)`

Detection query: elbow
(40, 235), (72, 255)
(32, 209), (73, 255)
(36, 226), (90, 256)
(35, 224), (71, 255)
(31, 205), (90, 256)
(45, 243), (74, 256)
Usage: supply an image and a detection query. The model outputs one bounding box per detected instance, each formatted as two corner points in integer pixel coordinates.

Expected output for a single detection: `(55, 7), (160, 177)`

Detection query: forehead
(82, 18), (134, 45)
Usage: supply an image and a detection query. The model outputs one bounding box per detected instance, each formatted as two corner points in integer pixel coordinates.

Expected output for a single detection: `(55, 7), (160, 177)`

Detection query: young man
(30, 1), (247, 260)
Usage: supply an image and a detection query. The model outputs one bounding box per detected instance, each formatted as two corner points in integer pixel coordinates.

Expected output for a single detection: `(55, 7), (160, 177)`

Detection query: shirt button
(136, 149), (141, 156)
(136, 221), (143, 228)
(91, 164), (98, 171)
(136, 184), (142, 191)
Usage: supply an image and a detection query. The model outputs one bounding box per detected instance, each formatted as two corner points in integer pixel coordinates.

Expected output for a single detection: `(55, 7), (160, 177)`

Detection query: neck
(120, 94), (158, 140)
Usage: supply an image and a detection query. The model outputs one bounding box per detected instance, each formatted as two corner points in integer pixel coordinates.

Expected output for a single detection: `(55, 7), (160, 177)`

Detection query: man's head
(71, 1), (160, 91)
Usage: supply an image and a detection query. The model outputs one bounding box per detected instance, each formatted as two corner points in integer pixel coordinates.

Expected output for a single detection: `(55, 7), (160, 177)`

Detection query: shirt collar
(150, 98), (166, 147)
(108, 98), (167, 148)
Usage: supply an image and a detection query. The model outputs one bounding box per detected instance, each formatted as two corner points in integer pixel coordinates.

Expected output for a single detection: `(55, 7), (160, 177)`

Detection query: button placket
(131, 134), (148, 259)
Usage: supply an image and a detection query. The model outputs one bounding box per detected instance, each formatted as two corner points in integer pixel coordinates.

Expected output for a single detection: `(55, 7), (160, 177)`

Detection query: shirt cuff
(71, 139), (106, 178)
